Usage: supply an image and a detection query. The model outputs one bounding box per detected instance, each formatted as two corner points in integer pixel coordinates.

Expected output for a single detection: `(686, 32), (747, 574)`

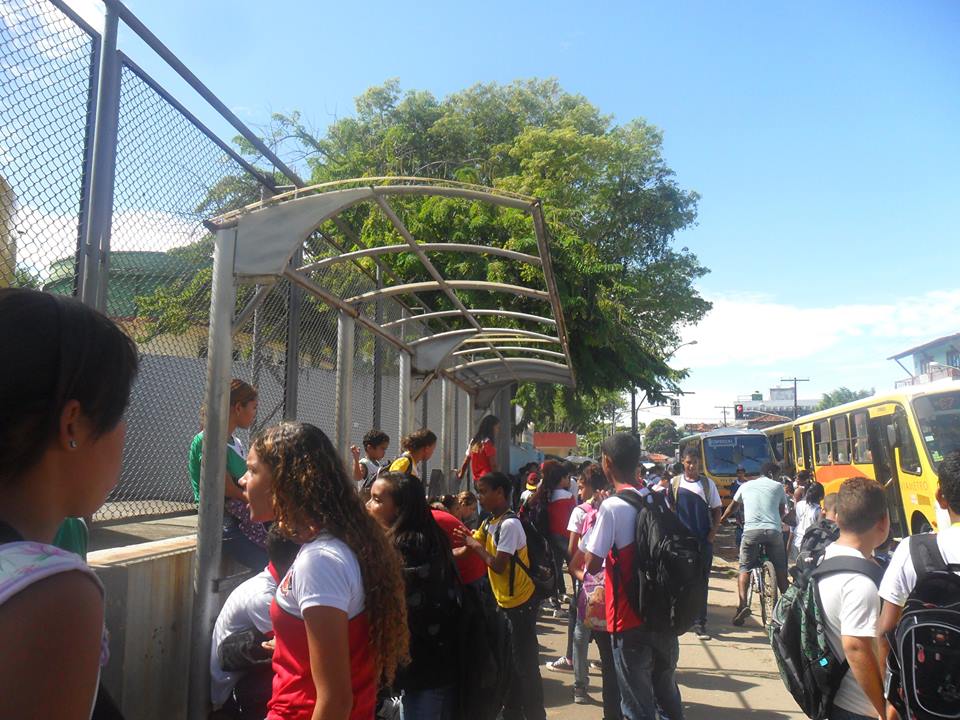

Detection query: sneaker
(589, 659), (603, 671)
(552, 607), (567, 619)
(695, 624), (711, 640)
(546, 656), (573, 673)
(573, 687), (593, 705)
(732, 606), (752, 627)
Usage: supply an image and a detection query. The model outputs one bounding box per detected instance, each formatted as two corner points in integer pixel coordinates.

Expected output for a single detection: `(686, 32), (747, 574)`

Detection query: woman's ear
(58, 399), (83, 451)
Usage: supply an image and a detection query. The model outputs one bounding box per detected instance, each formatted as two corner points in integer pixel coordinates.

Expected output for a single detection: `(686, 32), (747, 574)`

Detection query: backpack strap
(671, 476), (680, 501)
(909, 532), (947, 583)
(810, 555), (885, 587)
(493, 511), (519, 596)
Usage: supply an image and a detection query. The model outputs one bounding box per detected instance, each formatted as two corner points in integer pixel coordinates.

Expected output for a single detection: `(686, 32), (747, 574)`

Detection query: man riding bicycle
(719, 461), (790, 625)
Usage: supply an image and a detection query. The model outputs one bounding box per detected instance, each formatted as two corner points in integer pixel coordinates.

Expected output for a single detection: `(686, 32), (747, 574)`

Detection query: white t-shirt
(879, 525), (960, 606)
(568, 504), (588, 535)
(210, 568), (276, 706)
(817, 543), (881, 717)
(677, 476), (723, 509)
(793, 500), (822, 550)
(520, 489), (534, 505)
(582, 487), (650, 558)
(489, 515), (527, 555)
(275, 534), (365, 620)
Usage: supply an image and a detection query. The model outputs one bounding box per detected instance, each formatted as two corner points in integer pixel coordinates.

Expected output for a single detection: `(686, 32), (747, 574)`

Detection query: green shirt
(52, 517), (88, 559)
(188, 432), (248, 503)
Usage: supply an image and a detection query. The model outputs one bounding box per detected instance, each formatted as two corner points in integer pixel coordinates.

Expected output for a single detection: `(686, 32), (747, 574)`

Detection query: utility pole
(715, 405), (734, 427)
(780, 377), (810, 419)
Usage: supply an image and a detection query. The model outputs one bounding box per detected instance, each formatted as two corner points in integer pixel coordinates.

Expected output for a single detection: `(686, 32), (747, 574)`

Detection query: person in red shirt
(456, 415), (499, 484)
(243, 423), (409, 720)
(430, 506), (489, 587)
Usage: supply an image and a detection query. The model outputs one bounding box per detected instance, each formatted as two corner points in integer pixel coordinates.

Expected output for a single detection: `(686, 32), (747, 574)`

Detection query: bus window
(912, 390), (960, 467)
(833, 415), (851, 464)
(815, 420), (832, 465)
(702, 435), (772, 476)
(852, 411), (870, 463)
(785, 436), (795, 469)
(894, 408), (921, 475)
(771, 434), (785, 461)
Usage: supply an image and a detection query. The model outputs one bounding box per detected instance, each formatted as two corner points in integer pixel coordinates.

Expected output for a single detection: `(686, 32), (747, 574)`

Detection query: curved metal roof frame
(210, 177), (575, 392)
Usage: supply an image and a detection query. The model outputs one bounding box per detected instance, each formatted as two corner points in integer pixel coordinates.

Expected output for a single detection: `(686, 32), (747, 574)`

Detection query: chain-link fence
(3, 0), (481, 525)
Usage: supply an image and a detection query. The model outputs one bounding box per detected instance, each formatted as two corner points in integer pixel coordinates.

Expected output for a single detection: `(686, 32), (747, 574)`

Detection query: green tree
(139, 80), (710, 425)
(644, 418), (680, 455)
(816, 387), (874, 411)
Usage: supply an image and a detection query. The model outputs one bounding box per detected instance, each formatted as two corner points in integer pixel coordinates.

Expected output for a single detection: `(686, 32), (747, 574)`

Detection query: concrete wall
(90, 536), (209, 719)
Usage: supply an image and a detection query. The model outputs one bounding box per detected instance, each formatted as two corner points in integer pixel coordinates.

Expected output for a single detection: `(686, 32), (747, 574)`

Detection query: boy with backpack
(455, 471), (547, 720)
(672, 447), (723, 640)
(877, 450), (960, 720)
(582, 433), (686, 720)
(351, 429), (390, 492)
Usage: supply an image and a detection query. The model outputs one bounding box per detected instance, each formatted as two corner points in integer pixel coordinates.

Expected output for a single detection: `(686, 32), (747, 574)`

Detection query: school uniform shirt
(792, 500), (821, 551)
(469, 439), (497, 480)
(268, 535), (375, 720)
(547, 487), (577, 537)
(879, 524), (960, 606)
(211, 566), (277, 706)
(817, 543), (882, 718)
(567, 503), (588, 536)
(358, 457), (384, 489)
(675, 476), (722, 541)
(388, 453), (419, 480)
(188, 433), (247, 503)
(431, 508), (487, 585)
(581, 486), (651, 633)
(475, 513), (534, 609)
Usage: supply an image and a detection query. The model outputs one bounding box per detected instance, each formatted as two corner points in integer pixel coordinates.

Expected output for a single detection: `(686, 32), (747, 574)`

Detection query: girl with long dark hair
(243, 423), (409, 720)
(366, 471), (460, 720)
(456, 415), (500, 483)
(0, 289), (138, 719)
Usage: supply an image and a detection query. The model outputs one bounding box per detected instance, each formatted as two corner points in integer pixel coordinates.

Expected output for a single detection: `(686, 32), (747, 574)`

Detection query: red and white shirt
(548, 487), (577, 537)
(581, 486), (650, 633)
(268, 534), (375, 720)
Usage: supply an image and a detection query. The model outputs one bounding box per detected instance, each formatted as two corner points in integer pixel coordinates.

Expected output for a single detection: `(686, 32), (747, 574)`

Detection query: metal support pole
(283, 256), (302, 420)
(497, 388), (513, 477)
(188, 228), (236, 720)
(398, 308), (412, 442)
(420, 387), (430, 481)
(372, 267), (383, 430)
(79, 4), (121, 310)
(335, 310), (355, 466)
(441, 378), (454, 492)
(250, 289), (263, 432)
(453, 388), (461, 489)
(630, 388), (637, 437)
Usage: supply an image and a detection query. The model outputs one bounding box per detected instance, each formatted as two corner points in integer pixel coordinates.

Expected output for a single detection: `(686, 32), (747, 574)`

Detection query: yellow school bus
(678, 428), (776, 505)
(762, 382), (960, 537)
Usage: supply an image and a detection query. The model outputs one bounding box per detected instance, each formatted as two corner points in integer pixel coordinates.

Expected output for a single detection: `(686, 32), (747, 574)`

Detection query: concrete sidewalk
(535, 561), (806, 720)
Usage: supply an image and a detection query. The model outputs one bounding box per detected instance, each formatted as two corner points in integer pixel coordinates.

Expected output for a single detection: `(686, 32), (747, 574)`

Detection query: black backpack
(487, 511), (557, 599)
(791, 517), (840, 582)
(885, 533), (960, 720)
(769, 553), (884, 720)
(616, 490), (705, 635)
(455, 581), (511, 720)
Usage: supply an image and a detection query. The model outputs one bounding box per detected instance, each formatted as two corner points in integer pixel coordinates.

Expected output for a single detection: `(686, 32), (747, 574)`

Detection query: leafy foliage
(644, 418), (680, 455)
(816, 387), (874, 411)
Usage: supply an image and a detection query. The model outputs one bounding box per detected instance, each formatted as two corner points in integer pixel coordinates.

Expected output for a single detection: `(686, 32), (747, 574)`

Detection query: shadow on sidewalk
(683, 700), (795, 720)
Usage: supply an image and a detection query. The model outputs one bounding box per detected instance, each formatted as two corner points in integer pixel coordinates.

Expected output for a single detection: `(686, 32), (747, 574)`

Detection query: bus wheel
(911, 512), (933, 535)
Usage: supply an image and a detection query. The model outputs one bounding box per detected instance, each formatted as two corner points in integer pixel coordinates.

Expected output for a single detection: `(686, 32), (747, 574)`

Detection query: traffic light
(735, 404), (744, 420)
(670, 398), (680, 416)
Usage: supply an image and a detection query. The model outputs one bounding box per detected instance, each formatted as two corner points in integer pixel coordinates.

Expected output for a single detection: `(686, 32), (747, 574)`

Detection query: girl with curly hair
(243, 422), (409, 720)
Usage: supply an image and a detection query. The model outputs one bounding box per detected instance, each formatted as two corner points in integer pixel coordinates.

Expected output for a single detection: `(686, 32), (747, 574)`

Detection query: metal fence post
(79, 4), (121, 310)
(335, 309), (355, 465)
(441, 378), (454, 492)
(283, 252), (302, 420)
(372, 267), (383, 430)
(497, 388), (513, 476)
(188, 226), (236, 720)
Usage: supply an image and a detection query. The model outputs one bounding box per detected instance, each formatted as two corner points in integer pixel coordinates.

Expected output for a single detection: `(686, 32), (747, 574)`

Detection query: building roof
(888, 332), (960, 361)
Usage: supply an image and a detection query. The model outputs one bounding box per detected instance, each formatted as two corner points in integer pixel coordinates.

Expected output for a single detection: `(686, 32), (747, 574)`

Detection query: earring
(68, 440), (78, 449)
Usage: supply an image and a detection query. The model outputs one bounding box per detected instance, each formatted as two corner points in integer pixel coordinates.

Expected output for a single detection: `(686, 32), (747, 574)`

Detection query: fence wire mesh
(1, 0), (96, 292)
(2, 0), (494, 526)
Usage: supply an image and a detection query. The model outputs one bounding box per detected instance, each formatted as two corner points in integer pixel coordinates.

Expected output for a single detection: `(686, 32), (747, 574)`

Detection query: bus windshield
(703, 435), (773, 476)
(912, 390), (960, 468)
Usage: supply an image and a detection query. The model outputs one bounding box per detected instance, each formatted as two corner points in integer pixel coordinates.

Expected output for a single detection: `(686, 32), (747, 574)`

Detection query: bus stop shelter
(189, 178), (575, 716)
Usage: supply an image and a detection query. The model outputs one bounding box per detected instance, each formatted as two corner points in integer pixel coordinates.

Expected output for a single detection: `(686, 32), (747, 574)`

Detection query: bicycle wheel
(760, 560), (778, 627)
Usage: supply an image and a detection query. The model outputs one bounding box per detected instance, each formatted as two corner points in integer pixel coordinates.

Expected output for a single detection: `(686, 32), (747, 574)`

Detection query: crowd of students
(2, 288), (959, 720)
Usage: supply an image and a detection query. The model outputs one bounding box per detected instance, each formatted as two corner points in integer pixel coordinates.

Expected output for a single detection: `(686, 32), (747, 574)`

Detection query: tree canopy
(141, 79), (710, 432)
(644, 418), (680, 455)
(816, 387), (874, 411)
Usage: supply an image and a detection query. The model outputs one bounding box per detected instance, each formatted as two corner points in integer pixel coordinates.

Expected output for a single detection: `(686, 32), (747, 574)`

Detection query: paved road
(538, 550), (806, 719)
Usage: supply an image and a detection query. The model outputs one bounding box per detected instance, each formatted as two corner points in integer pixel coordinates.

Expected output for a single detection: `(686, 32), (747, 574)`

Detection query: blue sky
(69, 0), (960, 421)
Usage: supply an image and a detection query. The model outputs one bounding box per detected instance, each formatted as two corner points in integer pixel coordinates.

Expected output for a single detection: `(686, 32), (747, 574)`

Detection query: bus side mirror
(886, 424), (899, 449)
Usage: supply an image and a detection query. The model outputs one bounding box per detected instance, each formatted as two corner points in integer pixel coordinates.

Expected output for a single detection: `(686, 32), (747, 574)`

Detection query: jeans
(611, 627), (683, 720)
(572, 618), (591, 690)
(501, 599), (547, 720)
(573, 622), (622, 719)
(550, 533), (569, 600)
(222, 520), (268, 571)
(829, 707), (876, 720)
(565, 579), (579, 659)
(697, 541), (713, 628)
(400, 685), (455, 720)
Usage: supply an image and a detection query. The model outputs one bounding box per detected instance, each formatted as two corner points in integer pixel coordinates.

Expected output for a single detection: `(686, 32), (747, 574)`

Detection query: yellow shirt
(474, 513), (534, 609)
(388, 453), (418, 479)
